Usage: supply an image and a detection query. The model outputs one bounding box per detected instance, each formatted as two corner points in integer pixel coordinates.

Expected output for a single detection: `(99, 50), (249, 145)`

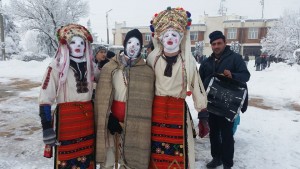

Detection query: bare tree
(6, 0), (88, 55)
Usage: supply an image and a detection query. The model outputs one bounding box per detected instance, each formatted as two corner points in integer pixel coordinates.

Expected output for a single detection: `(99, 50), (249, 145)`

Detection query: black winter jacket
(199, 46), (250, 113)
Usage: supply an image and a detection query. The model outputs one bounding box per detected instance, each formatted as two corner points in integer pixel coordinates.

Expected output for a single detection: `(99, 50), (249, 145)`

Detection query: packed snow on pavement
(0, 59), (299, 169)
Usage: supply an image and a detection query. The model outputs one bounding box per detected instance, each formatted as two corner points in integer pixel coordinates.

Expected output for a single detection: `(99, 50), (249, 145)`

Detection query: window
(190, 32), (198, 41)
(145, 34), (151, 42)
(248, 27), (259, 39)
(227, 28), (237, 39)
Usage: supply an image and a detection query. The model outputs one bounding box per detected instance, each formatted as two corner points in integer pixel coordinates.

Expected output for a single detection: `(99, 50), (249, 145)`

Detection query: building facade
(112, 15), (277, 57)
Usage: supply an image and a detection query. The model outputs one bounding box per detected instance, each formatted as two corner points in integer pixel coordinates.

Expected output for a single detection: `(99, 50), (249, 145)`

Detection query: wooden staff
(114, 133), (119, 169)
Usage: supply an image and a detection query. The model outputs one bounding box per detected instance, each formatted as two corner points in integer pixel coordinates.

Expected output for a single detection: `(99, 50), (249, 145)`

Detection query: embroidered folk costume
(147, 7), (207, 169)
(39, 24), (96, 169)
(95, 29), (155, 169)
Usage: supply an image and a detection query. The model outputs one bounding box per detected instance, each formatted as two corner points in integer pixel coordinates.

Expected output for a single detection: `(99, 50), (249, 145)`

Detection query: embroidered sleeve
(42, 67), (52, 90)
(39, 66), (59, 105)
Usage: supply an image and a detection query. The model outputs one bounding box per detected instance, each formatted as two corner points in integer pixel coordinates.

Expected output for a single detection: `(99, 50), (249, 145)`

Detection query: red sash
(149, 96), (187, 169)
(111, 100), (126, 122)
(57, 101), (94, 161)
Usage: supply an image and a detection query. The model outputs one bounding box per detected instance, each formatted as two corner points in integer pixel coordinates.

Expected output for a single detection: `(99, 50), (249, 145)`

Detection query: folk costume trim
(69, 60), (89, 93)
(56, 101), (94, 161)
(42, 67), (52, 90)
(150, 96), (187, 169)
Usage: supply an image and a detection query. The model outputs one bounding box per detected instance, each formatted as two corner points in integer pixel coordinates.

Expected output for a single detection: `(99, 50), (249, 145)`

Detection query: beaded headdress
(147, 7), (207, 105)
(51, 24), (94, 94)
(57, 24), (93, 45)
(150, 7), (192, 38)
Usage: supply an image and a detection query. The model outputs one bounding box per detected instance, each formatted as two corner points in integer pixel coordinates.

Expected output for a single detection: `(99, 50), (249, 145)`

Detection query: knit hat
(209, 31), (225, 44)
(93, 45), (107, 57)
(123, 29), (143, 56)
(57, 24), (93, 45)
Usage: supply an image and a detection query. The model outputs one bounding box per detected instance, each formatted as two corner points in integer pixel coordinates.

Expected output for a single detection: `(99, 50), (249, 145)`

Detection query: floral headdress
(147, 7), (207, 103)
(51, 24), (94, 94)
(57, 24), (93, 45)
(150, 7), (192, 38)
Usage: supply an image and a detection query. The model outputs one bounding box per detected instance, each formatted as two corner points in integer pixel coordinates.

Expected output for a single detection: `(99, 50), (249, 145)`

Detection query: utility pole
(106, 9), (112, 45)
(0, 0), (5, 60)
(260, 0), (264, 19)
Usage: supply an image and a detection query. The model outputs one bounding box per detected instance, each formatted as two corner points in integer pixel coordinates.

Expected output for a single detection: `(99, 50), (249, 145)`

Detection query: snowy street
(0, 59), (300, 169)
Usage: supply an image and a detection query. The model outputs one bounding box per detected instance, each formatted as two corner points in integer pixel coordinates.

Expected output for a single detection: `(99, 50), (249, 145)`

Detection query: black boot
(223, 165), (231, 169)
(206, 158), (222, 168)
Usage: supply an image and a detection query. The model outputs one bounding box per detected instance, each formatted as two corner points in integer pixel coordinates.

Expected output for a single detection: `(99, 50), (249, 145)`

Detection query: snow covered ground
(0, 59), (299, 169)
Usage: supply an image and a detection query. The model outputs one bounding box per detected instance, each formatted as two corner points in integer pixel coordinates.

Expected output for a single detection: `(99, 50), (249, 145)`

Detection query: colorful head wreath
(150, 7), (192, 38)
(51, 24), (94, 94)
(57, 24), (93, 45)
(147, 7), (207, 105)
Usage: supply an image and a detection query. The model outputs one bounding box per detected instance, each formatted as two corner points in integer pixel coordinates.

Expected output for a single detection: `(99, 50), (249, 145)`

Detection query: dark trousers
(208, 113), (234, 167)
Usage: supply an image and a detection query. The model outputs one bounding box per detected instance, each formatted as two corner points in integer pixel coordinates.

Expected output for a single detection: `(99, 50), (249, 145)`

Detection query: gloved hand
(42, 128), (56, 146)
(198, 117), (210, 138)
(107, 113), (123, 135)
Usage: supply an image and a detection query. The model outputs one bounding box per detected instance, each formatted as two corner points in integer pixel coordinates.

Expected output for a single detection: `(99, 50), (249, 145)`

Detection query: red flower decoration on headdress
(57, 24), (93, 45)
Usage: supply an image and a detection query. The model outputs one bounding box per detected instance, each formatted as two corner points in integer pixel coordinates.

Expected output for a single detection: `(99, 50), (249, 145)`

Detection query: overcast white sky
(3, 0), (300, 43)
(80, 0), (299, 43)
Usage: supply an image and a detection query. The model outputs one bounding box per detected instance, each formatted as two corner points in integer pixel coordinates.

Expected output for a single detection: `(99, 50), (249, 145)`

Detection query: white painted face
(161, 29), (182, 53)
(69, 36), (85, 57)
(125, 37), (141, 59)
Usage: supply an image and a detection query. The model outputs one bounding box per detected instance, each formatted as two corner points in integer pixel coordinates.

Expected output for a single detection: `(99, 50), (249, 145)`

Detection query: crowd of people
(38, 7), (250, 169)
(254, 54), (273, 71)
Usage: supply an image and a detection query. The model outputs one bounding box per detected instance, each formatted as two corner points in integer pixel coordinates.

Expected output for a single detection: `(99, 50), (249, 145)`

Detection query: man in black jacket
(199, 31), (250, 169)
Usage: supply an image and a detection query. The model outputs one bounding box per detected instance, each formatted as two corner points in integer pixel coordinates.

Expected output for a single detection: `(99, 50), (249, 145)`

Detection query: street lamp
(106, 9), (112, 45)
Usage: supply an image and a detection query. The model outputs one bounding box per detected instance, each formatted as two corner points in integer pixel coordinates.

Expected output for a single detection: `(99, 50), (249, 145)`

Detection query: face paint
(161, 29), (182, 53)
(125, 37), (141, 59)
(68, 36), (85, 57)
